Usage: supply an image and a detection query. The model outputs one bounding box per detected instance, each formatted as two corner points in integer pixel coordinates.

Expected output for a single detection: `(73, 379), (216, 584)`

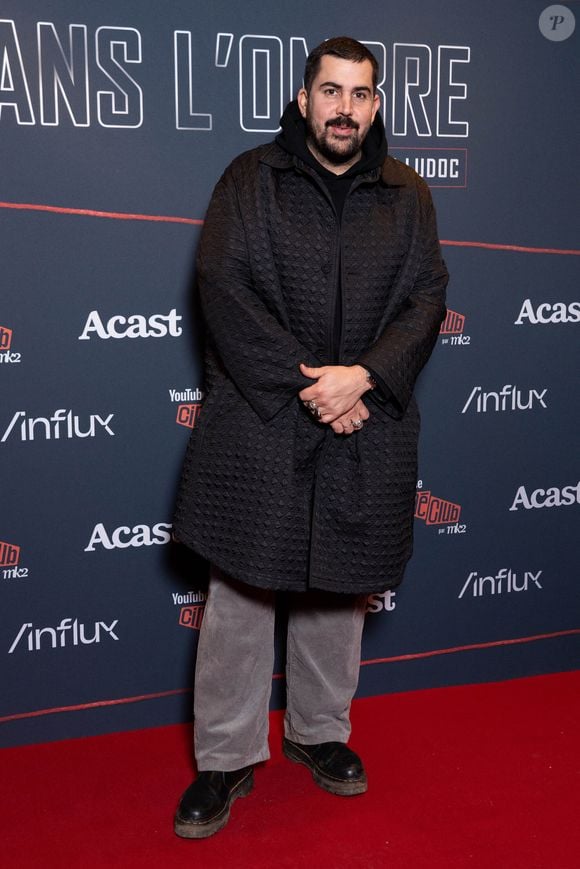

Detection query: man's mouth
(327, 118), (359, 131)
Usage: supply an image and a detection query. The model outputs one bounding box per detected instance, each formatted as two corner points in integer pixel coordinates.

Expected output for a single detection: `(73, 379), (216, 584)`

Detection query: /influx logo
(461, 385), (548, 414)
(458, 568), (543, 599)
(8, 618), (119, 653)
(1, 409), (115, 442)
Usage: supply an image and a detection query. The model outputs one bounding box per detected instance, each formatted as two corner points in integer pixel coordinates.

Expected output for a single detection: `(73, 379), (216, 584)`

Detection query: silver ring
(305, 399), (322, 420)
(352, 418), (364, 430)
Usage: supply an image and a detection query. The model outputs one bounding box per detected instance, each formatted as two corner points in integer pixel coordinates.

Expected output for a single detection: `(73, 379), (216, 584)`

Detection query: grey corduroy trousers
(193, 566), (367, 771)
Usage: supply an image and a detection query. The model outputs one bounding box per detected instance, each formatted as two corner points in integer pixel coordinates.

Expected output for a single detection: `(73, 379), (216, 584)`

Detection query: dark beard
(306, 115), (363, 165)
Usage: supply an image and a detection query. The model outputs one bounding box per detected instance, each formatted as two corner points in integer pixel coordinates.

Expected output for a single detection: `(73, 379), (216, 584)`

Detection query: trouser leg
(193, 566), (276, 771)
(284, 590), (367, 744)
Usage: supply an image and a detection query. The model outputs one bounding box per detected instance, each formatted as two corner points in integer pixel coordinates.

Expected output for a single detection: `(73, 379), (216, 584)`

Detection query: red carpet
(2, 672), (579, 868)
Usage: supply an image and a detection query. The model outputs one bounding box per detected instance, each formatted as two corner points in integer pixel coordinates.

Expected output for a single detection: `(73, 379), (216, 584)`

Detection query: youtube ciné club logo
(1, 540), (20, 567)
(415, 490), (461, 525)
(0, 325), (13, 349)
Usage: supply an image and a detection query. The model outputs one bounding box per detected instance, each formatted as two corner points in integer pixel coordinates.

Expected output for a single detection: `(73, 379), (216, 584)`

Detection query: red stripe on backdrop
(439, 239), (580, 256)
(1, 627), (578, 726)
(1, 200), (580, 254)
(0, 201), (203, 225)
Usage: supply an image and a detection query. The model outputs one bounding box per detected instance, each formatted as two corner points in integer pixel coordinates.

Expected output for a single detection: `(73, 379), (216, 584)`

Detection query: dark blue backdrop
(1, 0), (579, 748)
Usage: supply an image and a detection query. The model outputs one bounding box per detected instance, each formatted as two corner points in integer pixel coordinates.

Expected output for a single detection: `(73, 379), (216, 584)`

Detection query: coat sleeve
(197, 168), (320, 422)
(356, 185), (448, 419)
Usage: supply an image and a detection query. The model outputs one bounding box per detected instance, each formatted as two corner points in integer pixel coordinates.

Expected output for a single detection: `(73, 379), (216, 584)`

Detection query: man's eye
(354, 92), (368, 100)
(324, 88), (337, 96)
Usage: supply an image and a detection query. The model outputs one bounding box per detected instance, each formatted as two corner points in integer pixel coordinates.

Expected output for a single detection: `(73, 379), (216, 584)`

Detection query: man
(173, 36), (448, 837)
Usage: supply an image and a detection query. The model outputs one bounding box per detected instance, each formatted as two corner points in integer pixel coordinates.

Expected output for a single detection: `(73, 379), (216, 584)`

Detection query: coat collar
(258, 142), (408, 188)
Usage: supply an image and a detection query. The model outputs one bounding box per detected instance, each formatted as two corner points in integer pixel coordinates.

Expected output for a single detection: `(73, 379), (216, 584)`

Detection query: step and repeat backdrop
(1, 1), (578, 747)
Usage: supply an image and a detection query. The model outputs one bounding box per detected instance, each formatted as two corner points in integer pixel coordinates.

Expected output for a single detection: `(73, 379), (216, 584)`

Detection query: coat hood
(275, 99), (388, 177)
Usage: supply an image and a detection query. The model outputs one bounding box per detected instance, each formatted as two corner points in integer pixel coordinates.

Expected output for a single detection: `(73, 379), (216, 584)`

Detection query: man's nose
(337, 94), (353, 115)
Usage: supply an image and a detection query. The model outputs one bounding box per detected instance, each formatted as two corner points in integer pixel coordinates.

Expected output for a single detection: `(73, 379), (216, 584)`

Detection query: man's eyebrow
(317, 81), (372, 92)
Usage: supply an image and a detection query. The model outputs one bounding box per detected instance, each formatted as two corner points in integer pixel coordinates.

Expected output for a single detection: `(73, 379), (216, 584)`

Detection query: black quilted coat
(174, 128), (448, 594)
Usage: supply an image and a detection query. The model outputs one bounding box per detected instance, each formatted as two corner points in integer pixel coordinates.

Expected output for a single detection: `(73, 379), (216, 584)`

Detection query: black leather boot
(283, 738), (367, 795)
(174, 766), (254, 838)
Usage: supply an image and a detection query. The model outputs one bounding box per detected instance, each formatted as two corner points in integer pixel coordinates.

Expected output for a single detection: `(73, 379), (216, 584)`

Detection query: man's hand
(330, 399), (370, 435)
(299, 363), (369, 422)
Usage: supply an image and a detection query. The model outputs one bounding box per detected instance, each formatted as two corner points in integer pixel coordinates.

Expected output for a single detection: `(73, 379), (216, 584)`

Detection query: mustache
(326, 117), (359, 130)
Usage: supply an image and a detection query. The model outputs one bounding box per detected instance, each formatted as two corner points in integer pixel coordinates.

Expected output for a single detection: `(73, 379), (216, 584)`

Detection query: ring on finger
(351, 418), (364, 430)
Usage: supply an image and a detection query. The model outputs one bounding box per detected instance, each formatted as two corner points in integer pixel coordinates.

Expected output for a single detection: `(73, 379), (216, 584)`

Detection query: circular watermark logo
(539, 5), (576, 41)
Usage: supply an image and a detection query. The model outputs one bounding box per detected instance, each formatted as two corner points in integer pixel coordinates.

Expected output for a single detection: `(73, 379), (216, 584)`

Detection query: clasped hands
(298, 362), (371, 436)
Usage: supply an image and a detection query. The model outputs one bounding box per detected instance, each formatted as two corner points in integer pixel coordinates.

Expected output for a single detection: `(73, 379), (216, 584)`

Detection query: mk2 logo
(439, 309), (470, 346)
(0, 325), (21, 364)
(0, 540), (29, 580)
(173, 590), (207, 630)
(415, 483), (466, 535)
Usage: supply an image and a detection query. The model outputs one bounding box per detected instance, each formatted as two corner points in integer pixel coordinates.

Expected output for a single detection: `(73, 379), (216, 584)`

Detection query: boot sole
(283, 741), (368, 796)
(174, 769), (254, 838)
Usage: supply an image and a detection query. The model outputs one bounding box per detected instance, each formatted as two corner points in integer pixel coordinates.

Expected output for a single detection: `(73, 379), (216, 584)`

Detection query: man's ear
(297, 88), (308, 118)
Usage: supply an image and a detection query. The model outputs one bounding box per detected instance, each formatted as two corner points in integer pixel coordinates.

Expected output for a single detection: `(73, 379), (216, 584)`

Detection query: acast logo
(515, 299), (580, 325)
(1, 409), (114, 442)
(0, 325), (21, 364)
(439, 309), (471, 346)
(78, 309), (183, 340)
(85, 522), (172, 551)
(509, 482), (580, 511)
(366, 590), (396, 613)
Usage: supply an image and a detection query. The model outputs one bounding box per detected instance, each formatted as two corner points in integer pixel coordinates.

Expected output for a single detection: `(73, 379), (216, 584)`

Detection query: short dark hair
(304, 37), (379, 93)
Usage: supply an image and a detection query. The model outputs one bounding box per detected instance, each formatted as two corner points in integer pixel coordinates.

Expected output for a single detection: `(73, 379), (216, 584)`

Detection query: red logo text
(0, 541), (20, 567)
(179, 605), (205, 630)
(440, 310), (465, 335)
(0, 326), (13, 350)
(176, 403), (202, 429)
(415, 491), (462, 525)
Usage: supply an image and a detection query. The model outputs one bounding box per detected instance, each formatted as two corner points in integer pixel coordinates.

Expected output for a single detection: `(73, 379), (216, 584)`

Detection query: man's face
(298, 55), (380, 169)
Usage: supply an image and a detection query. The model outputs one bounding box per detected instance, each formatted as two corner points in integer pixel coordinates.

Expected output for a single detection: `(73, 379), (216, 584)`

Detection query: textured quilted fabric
(173, 142), (448, 593)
